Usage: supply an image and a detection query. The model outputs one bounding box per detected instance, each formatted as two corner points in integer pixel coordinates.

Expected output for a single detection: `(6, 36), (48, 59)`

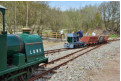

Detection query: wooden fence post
(61, 34), (62, 39)
(65, 33), (67, 41)
(46, 32), (48, 39)
(56, 32), (57, 39)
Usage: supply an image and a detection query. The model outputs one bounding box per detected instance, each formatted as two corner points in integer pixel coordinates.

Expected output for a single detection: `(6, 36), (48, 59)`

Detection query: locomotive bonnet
(7, 28), (46, 62)
(0, 5), (48, 81)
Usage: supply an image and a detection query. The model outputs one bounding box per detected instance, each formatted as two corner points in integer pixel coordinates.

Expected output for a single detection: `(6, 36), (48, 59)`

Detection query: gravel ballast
(36, 40), (120, 81)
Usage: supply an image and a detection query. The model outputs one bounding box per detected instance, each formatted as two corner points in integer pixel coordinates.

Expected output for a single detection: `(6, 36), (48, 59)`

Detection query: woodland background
(0, 1), (120, 35)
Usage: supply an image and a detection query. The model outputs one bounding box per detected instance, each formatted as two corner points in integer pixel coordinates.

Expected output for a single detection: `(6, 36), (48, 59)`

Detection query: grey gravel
(35, 40), (120, 81)
(44, 44), (64, 51)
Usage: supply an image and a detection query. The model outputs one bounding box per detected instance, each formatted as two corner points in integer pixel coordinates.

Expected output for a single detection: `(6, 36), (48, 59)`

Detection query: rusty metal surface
(44, 48), (66, 54)
(41, 47), (89, 67)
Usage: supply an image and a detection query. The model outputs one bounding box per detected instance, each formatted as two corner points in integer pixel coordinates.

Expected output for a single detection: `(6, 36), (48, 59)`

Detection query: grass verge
(110, 35), (120, 38)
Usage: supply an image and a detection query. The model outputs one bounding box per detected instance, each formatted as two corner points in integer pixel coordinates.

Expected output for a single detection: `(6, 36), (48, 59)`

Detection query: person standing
(61, 29), (64, 35)
(76, 29), (83, 38)
(61, 29), (64, 39)
(92, 31), (96, 36)
(85, 32), (88, 36)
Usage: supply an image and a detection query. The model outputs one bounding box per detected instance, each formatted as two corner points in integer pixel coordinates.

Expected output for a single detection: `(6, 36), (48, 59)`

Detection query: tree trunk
(26, 2), (29, 28)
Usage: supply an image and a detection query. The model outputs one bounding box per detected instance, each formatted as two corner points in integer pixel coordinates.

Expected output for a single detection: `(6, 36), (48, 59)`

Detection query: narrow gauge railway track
(44, 48), (67, 54)
(40, 47), (89, 67)
(44, 39), (120, 55)
(108, 39), (120, 42)
(44, 48), (83, 54)
(28, 39), (119, 81)
(44, 47), (82, 55)
(28, 44), (103, 81)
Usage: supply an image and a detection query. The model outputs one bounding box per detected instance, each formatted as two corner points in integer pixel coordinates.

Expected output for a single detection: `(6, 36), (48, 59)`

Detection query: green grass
(110, 35), (120, 38)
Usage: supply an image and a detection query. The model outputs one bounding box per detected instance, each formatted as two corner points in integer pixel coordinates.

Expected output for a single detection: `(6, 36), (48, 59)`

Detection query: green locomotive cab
(0, 5), (48, 81)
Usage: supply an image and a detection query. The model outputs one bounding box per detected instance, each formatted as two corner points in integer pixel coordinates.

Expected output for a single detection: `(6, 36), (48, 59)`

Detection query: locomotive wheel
(18, 66), (37, 81)
(1, 71), (22, 81)
(0, 64), (40, 81)
(27, 67), (34, 79)
(18, 69), (28, 81)
(18, 75), (24, 81)
(0, 69), (29, 81)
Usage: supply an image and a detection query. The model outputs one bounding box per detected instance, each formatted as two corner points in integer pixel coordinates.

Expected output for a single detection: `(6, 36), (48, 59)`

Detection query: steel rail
(108, 39), (120, 42)
(44, 47), (81, 54)
(28, 39), (119, 81)
(44, 39), (120, 54)
(40, 46), (89, 67)
(44, 48), (67, 54)
(28, 45), (102, 81)
(42, 39), (120, 67)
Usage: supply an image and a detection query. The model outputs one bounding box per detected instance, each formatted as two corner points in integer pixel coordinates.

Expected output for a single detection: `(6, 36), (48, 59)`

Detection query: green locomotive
(0, 5), (48, 81)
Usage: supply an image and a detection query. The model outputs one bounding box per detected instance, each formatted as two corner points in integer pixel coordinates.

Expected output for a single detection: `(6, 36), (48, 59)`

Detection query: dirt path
(86, 42), (120, 81)
(42, 40), (120, 81)
(43, 40), (64, 48)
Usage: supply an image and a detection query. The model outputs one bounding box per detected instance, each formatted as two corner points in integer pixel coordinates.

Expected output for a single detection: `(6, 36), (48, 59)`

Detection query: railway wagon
(98, 35), (105, 43)
(0, 5), (48, 81)
(64, 33), (85, 48)
(104, 35), (109, 42)
(97, 35), (109, 43)
(80, 36), (99, 45)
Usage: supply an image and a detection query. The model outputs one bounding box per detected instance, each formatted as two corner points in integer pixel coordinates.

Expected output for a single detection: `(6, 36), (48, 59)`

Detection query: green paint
(13, 53), (25, 66)
(0, 5), (7, 71)
(7, 35), (24, 57)
(18, 33), (45, 62)
(7, 71), (27, 80)
(0, 57), (48, 76)
(0, 5), (48, 81)
(67, 37), (72, 43)
(23, 31), (30, 34)
(0, 5), (7, 33)
(0, 34), (7, 71)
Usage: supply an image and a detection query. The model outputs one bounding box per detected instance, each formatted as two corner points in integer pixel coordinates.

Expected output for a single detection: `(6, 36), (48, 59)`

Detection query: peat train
(0, 5), (48, 81)
(64, 33), (109, 48)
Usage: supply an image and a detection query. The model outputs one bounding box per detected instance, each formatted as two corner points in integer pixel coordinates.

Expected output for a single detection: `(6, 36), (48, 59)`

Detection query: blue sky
(48, 1), (105, 11)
